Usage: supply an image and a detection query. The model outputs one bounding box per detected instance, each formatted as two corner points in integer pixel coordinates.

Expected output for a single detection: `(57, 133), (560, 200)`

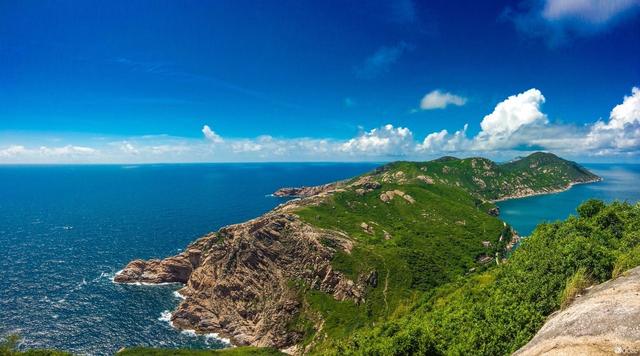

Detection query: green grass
(560, 267), (593, 309)
(293, 179), (506, 349)
(331, 200), (640, 355)
(360, 152), (599, 201)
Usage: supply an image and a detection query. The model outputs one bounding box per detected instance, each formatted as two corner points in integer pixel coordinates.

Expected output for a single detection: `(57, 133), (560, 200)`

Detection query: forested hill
(362, 152), (601, 201)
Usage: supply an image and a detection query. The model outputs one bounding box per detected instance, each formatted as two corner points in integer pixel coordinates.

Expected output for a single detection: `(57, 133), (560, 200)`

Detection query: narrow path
(370, 248), (390, 313)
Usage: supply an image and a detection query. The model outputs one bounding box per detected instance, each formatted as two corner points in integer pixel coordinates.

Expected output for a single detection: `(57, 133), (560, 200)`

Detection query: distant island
(111, 152), (616, 354)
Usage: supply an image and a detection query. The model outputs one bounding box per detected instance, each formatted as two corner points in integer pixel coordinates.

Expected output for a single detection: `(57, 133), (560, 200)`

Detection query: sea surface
(1, 162), (639, 355)
(497, 164), (640, 236)
(0, 163), (378, 355)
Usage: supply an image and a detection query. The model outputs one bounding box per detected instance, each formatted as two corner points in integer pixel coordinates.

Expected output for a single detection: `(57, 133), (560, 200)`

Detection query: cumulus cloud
(341, 124), (414, 155)
(3, 89), (639, 163)
(505, 0), (640, 44)
(474, 88), (548, 150)
(420, 90), (467, 110)
(415, 86), (640, 157)
(356, 42), (414, 79)
(417, 124), (469, 152)
(416, 88), (551, 153)
(585, 86), (640, 154)
(202, 125), (224, 143)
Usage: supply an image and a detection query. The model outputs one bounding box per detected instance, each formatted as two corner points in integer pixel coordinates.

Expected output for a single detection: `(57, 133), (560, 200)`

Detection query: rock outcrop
(514, 266), (640, 355)
(115, 211), (365, 349)
(272, 183), (338, 198)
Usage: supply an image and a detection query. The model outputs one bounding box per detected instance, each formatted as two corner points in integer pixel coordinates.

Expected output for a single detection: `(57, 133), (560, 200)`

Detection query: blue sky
(1, 0), (640, 163)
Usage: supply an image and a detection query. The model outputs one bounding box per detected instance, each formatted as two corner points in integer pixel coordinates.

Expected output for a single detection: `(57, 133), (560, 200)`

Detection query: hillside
(356, 152), (601, 202)
(113, 152), (601, 354)
(333, 199), (640, 355)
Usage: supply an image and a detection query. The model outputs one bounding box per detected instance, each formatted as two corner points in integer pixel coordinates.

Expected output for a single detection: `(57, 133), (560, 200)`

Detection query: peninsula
(114, 152), (602, 353)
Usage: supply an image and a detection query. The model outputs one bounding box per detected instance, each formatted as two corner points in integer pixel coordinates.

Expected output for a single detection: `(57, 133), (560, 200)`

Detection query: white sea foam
(173, 290), (186, 300)
(179, 329), (231, 345)
(110, 270), (123, 283)
(158, 310), (173, 323)
(111, 270), (180, 286)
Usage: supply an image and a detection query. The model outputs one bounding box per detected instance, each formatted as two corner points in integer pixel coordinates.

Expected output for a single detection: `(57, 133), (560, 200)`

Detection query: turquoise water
(497, 164), (640, 236)
(0, 163), (378, 355)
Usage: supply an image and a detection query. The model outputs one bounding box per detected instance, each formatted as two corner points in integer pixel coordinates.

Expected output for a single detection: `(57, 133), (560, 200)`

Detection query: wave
(181, 330), (231, 346)
(158, 310), (173, 324)
(158, 311), (231, 345)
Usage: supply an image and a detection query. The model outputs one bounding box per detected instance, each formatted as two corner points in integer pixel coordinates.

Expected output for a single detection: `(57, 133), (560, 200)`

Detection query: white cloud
(542, 0), (640, 24)
(3, 89), (640, 163)
(149, 145), (192, 155)
(340, 124), (414, 155)
(416, 86), (640, 157)
(39, 145), (97, 156)
(417, 124), (469, 152)
(586, 86), (640, 153)
(474, 88), (548, 150)
(420, 90), (467, 110)
(0, 145), (28, 157)
(232, 141), (263, 153)
(202, 125), (224, 143)
(506, 0), (640, 44)
(119, 141), (139, 155)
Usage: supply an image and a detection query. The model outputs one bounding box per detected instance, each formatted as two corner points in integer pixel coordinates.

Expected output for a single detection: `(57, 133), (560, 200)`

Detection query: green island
(8, 153), (640, 356)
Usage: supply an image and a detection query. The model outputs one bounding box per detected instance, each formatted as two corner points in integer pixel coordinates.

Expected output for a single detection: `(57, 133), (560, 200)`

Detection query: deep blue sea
(1, 162), (639, 355)
(0, 163), (379, 355)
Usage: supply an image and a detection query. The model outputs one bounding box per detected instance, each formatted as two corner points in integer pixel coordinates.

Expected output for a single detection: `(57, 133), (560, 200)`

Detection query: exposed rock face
(379, 190), (415, 204)
(115, 212), (365, 349)
(115, 245), (206, 284)
(272, 183), (338, 198)
(514, 266), (640, 356)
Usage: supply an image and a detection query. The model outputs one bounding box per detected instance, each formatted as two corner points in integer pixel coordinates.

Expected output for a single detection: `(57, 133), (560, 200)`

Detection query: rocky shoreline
(490, 177), (603, 203)
(114, 207), (368, 352)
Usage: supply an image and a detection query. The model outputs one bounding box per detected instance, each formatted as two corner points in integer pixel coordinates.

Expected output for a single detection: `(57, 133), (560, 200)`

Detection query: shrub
(559, 268), (593, 309)
(577, 199), (605, 218)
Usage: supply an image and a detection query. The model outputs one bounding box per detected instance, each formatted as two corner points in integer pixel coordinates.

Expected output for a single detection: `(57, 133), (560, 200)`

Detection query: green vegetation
(0, 334), (71, 356)
(365, 152), (600, 201)
(327, 200), (640, 355)
(117, 346), (283, 355)
(285, 152), (599, 350)
(294, 181), (506, 347)
(4, 153), (609, 355)
(559, 267), (593, 309)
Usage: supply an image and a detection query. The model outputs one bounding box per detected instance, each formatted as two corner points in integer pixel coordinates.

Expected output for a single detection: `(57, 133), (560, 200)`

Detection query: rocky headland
(114, 152), (602, 353)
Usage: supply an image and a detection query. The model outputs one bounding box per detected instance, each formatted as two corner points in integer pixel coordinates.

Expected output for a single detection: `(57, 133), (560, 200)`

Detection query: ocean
(497, 164), (640, 236)
(1, 162), (639, 355)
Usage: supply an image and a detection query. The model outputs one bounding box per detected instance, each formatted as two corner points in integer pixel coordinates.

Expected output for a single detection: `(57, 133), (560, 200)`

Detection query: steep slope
(114, 152), (600, 353)
(334, 200), (640, 355)
(514, 265), (640, 356)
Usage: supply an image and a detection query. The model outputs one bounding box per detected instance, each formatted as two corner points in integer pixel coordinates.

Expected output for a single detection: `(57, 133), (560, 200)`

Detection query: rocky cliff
(515, 266), (640, 355)
(115, 208), (366, 349)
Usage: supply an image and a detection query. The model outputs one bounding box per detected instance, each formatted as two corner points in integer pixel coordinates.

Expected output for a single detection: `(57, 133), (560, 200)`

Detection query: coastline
(490, 177), (603, 203)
